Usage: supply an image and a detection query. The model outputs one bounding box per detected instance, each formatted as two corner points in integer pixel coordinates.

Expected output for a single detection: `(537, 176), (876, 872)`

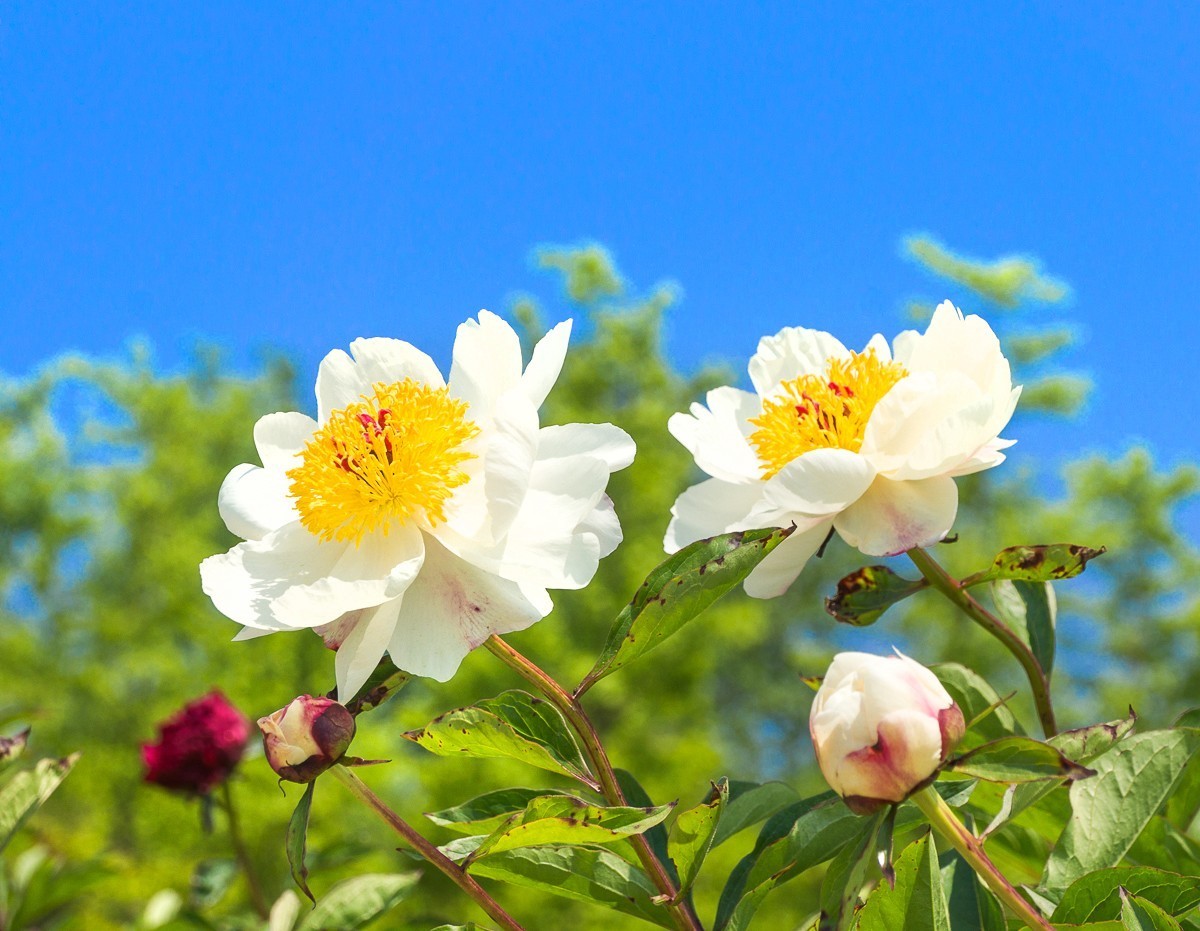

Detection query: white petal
(316, 338), (443, 422)
(386, 536), (547, 681)
(748, 326), (848, 399)
(668, 386), (762, 484)
(758, 448), (876, 520)
(900, 301), (1013, 401)
(449, 453), (613, 589)
(217, 463), (298, 541)
(520, 319), (572, 409)
(834, 475), (958, 556)
(231, 625), (273, 641)
(536, 422), (636, 472)
(580, 495), (622, 559)
(864, 332), (892, 361)
(947, 436), (1017, 477)
(742, 522), (834, 599)
(335, 598), (404, 702)
(201, 522), (423, 630)
(254, 412), (317, 470)
(664, 478), (765, 552)
(480, 393), (539, 542)
(449, 310), (524, 420)
(861, 374), (1017, 481)
(271, 524), (425, 626)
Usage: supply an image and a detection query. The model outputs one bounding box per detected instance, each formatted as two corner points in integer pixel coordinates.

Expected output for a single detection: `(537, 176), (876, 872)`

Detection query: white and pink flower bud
(258, 695), (356, 783)
(809, 651), (965, 813)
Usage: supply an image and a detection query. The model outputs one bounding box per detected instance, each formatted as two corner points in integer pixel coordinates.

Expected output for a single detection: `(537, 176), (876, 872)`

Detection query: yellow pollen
(287, 379), (480, 544)
(748, 349), (907, 478)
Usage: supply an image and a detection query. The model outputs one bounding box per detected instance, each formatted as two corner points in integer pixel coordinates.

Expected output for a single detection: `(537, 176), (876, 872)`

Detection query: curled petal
(200, 522), (424, 631)
(749, 326), (849, 398)
(218, 464), (298, 541)
(667, 386), (762, 484)
(253, 411), (317, 470)
(759, 448), (876, 520)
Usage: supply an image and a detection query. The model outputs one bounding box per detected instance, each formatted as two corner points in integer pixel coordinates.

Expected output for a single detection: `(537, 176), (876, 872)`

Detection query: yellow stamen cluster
(749, 349), (907, 478)
(288, 379), (479, 544)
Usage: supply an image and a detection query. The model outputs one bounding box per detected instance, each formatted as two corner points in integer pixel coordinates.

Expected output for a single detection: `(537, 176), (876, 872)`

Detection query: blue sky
(2, 4), (1197, 516)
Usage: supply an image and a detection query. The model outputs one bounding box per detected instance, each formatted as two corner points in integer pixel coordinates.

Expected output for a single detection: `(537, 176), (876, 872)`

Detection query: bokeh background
(2, 5), (1197, 928)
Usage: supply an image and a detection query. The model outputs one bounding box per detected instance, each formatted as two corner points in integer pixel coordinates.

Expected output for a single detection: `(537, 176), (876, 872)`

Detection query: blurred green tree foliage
(0, 241), (1195, 928)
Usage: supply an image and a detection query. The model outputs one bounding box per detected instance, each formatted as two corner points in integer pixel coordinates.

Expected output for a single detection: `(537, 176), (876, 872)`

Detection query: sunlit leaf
(404, 690), (595, 788)
(578, 527), (793, 693)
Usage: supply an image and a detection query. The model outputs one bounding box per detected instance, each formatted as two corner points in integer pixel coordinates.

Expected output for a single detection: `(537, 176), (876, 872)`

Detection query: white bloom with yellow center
(665, 301), (1018, 597)
(201, 311), (634, 699)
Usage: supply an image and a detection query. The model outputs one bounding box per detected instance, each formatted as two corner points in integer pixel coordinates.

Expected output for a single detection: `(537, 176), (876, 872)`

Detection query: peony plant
(153, 306), (1200, 930)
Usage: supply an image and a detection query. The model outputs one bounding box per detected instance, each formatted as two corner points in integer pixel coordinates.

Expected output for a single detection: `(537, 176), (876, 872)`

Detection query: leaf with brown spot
(967, 543), (1106, 584)
(824, 565), (926, 627)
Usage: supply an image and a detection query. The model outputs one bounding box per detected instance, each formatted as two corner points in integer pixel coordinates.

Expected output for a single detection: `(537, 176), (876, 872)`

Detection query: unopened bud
(809, 651), (964, 814)
(259, 695), (356, 783)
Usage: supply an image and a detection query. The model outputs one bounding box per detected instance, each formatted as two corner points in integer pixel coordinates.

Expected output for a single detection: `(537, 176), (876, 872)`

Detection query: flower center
(748, 349), (907, 478)
(287, 379), (480, 544)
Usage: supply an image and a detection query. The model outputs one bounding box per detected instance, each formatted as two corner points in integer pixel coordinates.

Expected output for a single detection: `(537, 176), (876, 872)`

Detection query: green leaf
(404, 690), (595, 788)
(711, 780), (800, 847)
(1127, 815), (1200, 874)
(1167, 711), (1200, 830)
(440, 796), (675, 864)
(668, 779), (728, 898)
(817, 807), (888, 931)
(578, 527), (793, 693)
(932, 664), (1022, 748)
(940, 851), (1006, 931)
(615, 768), (680, 887)
(991, 579), (1056, 676)
(296, 873), (420, 931)
(1052, 868), (1200, 923)
(823, 565), (926, 626)
(1044, 730), (1200, 893)
(467, 844), (673, 928)
(971, 543), (1106, 583)
(857, 834), (951, 931)
(715, 792), (860, 931)
(975, 712), (1138, 834)
(287, 781), (316, 903)
(0, 754), (77, 854)
(948, 736), (1093, 783)
(426, 788), (557, 834)
(1121, 891), (1184, 931)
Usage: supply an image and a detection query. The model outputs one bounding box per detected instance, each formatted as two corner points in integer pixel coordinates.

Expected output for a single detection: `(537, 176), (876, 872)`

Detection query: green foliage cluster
(0, 240), (1196, 928)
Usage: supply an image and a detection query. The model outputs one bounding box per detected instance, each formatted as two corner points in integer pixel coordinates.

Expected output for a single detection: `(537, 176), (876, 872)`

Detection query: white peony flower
(809, 651), (964, 812)
(201, 311), (635, 700)
(665, 301), (1019, 597)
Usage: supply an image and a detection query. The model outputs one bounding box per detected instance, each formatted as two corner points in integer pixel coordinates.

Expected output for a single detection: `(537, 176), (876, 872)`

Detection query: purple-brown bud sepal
(259, 695), (356, 783)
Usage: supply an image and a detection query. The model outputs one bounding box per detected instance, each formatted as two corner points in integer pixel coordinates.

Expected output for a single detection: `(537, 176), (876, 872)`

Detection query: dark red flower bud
(259, 695), (355, 783)
(142, 691), (250, 795)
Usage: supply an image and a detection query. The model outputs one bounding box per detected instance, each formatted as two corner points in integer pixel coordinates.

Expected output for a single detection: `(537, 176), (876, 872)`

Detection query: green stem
(219, 781), (269, 919)
(331, 765), (526, 931)
(485, 635), (702, 931)
(908, 547), (1057, 737)
(912, 787), (1054, 930)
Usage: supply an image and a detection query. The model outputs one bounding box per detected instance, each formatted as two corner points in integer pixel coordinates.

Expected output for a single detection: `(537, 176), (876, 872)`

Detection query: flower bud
(258, 695), (356, 783)
(809, 651), (965, 813)
(142, 691), (250, 795)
